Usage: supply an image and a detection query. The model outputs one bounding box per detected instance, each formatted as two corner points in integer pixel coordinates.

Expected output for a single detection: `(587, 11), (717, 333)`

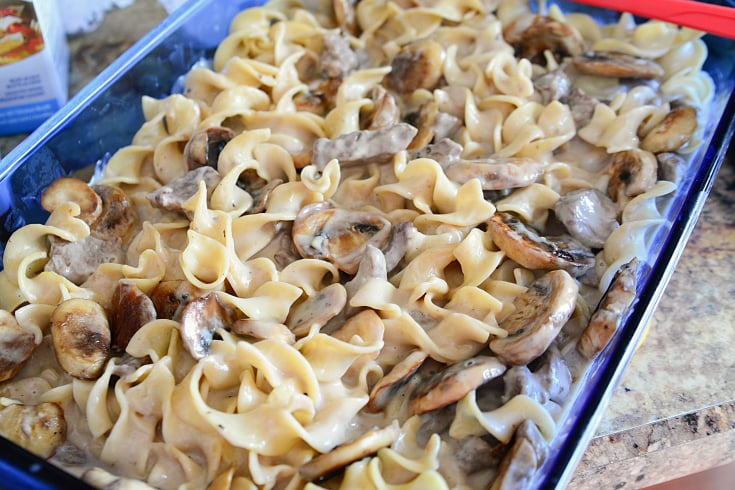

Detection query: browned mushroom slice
(578, 258), (639, 359)
(286, 283), (347, 336)
(554, 188), (619, 249)
(363, 86), (400, 131)
(109, 281), (157, 350)
(490, 270), (578, 366)
(366, 350), (429, 413)
(51, 298), (111, 380)
(299, 423), (400, 482)
(0, 311), (37, 382)
(386, 39), (445, 95)
(606, 149), (657, 207)
(445, 157), (546, 191)
(503, 15), (585, 63)
(150, 280), (200, 320)
(641, 105), (698, 154)
(292, 202), (392, 275)
(311, 123), (418, 170)
(487, 212), (595, 277)
(0, 402), (66, 459)
(41, 177), (102, 224)
(183, 126), (235, 170)
(572, 51), (664, 79)
(147, 166), (222, 215)
(231, 319), (295, 344)
(409, 356), (507, 415)
(179, 293), (234, 360)
(493, 420), (547, 490)
(90, 184), (138, 243)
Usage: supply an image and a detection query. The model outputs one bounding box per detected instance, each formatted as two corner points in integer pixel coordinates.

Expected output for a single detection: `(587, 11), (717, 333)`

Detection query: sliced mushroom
(445, 157), (546, 191)
(108, 281), (157, 350)
(147, 166), (222, 216)
(572, 52), (664, 80)
(311, 123), (418, 170)
(366, 350), (429, 413)
(407, 138), (463, 166)
(640, 105), (697, 154)
(231, 319), (295, 344)
(0, 402), (66, 459)
(554, 188), (619, 249)
(605, 149), (657, 207)
(292, 202), (392, 274)
(90, 184), (138, 243)
(363, 86), (400, 131)
(41, 177), (102, 224)
(493, 420), (547, 490)
(578, 258), (639, 359)
(299, 423), (400, 482)
(409, 356), (507, 415)
(51, 298), (111, 380)
(487, 212), (595, 277)
(183, 126), (235, 170)
(150, 280), (200, 321)
(0, 310), (37, 382)
(490, 270), (578, 366)
(503, 15), (585, 63)
(319, 32), (359, 79)
(386, 39), (445, 95)
(286, 283), (347, 336)
(179, 293), (234, 360)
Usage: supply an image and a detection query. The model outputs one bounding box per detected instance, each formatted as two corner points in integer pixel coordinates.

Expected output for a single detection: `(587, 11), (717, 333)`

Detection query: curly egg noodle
(0, 0), (714, 489)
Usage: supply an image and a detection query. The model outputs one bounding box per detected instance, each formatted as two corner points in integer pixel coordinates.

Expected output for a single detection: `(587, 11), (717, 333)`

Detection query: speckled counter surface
(1, 1), (734, 488)
(569, 160), (735, 489)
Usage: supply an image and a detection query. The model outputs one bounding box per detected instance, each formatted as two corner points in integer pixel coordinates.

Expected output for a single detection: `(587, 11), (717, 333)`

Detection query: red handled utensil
(570, 0), (735, 39)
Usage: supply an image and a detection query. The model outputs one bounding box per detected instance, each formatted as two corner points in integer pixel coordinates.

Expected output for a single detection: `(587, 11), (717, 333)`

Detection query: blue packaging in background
(0, 0), (69, 136)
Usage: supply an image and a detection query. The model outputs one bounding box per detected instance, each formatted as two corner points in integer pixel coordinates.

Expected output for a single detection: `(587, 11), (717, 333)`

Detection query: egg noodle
(0, 0), (714, 489)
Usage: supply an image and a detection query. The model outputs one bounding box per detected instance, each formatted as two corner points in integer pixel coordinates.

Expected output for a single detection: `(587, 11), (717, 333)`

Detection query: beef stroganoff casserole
(0, 0), (721, 488)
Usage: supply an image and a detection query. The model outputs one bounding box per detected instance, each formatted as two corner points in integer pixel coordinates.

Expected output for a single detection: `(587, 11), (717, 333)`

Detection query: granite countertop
(1, 1), (734, 488)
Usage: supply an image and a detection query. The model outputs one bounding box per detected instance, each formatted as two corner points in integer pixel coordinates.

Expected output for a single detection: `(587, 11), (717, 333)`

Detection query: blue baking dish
(1, 0), (734, 488)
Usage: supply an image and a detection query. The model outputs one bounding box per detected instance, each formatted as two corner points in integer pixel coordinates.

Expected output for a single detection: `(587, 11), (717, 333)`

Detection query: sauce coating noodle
(0, 0), (714, 489)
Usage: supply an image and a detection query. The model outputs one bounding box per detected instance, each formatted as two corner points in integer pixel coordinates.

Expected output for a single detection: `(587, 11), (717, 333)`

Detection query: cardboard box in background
(0, 0), (68, 136)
